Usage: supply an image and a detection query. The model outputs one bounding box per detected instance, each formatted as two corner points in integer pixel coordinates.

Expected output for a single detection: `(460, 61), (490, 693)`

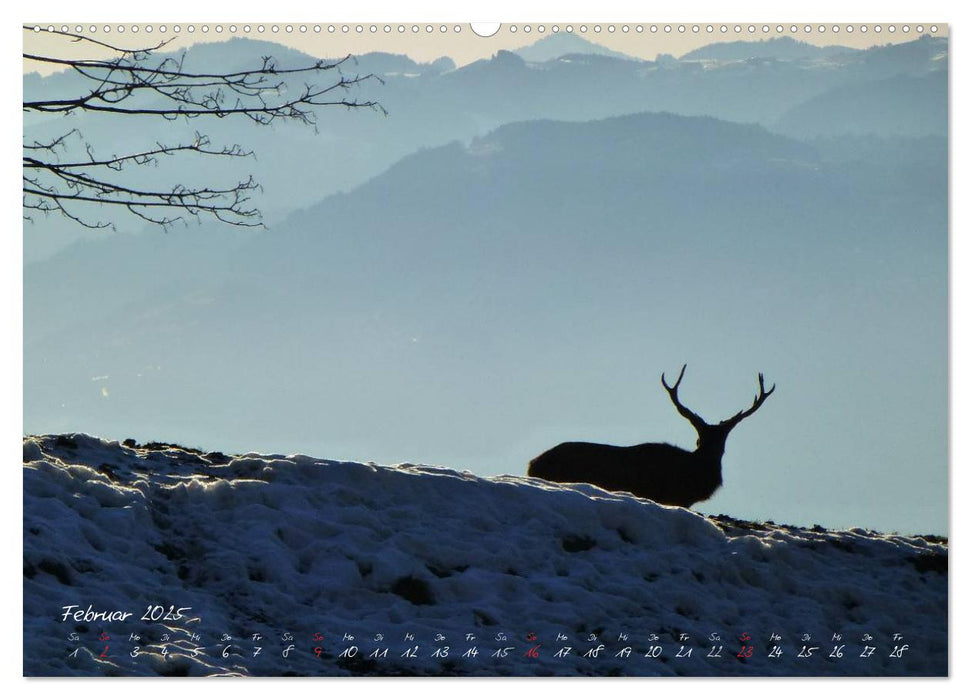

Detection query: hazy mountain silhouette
(24, 36), (947, 261)
(853, 34), (948, 74)
(24, 112), (946, 536)
(514, 33), (638, 62)
(774, 69), (946, 137)
(680, 36), (856, 61)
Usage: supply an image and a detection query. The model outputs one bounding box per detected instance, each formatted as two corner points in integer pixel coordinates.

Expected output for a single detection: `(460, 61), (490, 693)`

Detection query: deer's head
(661, 365), (775, 457)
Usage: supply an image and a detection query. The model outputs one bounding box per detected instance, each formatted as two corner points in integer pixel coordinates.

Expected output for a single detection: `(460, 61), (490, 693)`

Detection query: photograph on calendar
(22, 21), (948, 677)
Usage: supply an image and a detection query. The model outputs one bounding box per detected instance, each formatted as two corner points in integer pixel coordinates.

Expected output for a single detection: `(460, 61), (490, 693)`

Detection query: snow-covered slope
(23, 434), (947, 677)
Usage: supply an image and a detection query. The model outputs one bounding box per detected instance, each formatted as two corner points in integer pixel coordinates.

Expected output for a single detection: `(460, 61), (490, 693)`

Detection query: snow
(23, 434), (947, 677)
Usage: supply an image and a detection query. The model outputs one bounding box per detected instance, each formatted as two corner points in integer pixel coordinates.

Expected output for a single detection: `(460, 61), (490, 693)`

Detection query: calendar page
(22, 20), (948, 677)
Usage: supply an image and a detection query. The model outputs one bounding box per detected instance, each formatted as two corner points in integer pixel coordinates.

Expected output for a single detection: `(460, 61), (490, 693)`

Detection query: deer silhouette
(527, 365), (775, 507)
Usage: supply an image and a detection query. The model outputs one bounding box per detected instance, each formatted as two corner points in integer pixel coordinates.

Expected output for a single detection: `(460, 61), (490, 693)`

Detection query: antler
(723, 373), (775, 427)
(661, 364), (709, 430)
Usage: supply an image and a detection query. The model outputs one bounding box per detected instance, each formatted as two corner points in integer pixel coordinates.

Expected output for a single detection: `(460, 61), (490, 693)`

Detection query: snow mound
(23, 434), (947, 676)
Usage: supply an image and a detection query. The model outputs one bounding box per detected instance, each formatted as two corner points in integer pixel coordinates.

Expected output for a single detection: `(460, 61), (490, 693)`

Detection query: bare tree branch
(23, 27), (384, 231)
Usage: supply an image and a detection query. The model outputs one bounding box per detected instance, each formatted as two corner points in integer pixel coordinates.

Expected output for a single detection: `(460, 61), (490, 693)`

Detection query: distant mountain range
(23, 112), (947, 534)
(23, 35), (947, 262)
(513, 32), (638, 62)
(774, 69), (948, 137)
(680, 36), (856, 61)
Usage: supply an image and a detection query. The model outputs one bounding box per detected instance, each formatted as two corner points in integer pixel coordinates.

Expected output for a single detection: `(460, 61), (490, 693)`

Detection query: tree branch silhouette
(23, 26), (384, 230)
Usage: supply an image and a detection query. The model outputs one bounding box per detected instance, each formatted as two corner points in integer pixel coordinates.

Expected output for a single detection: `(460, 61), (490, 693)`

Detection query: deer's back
(527, 441), (719, 507)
